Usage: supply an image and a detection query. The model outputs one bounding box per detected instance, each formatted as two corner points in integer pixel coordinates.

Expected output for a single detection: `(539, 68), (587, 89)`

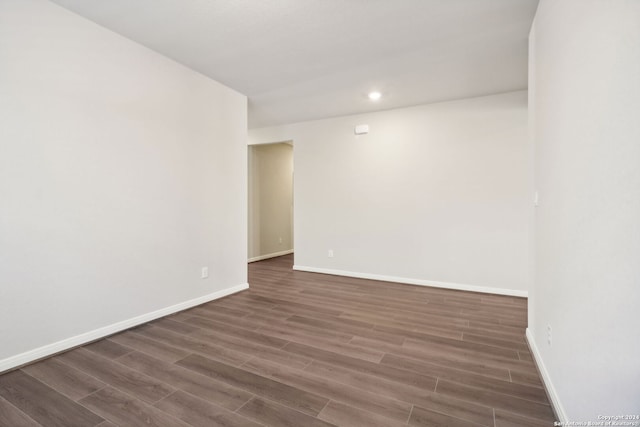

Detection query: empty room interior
(1, 0), (638, 426)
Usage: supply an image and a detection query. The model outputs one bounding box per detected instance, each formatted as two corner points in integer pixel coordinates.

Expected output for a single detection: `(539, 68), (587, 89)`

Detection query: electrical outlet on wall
(547, 324), (552, 346)
(279, 237), (283, 244)
(328, 249), (334, 258)
(201, 267), (209, 279)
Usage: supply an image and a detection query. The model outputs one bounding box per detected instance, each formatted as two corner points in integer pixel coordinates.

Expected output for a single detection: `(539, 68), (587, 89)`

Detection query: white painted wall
(250, 92), (531, 295)
(248, 143), (294, 261)
(529, 0), (640, 420)
(0, 0), (247, 369)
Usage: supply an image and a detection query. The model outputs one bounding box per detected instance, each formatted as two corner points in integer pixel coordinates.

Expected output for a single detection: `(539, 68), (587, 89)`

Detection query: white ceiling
(49, 0), (539, 128)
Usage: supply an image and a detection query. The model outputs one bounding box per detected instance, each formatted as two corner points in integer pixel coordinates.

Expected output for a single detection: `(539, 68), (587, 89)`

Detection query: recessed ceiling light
(368, 91), (382, 101)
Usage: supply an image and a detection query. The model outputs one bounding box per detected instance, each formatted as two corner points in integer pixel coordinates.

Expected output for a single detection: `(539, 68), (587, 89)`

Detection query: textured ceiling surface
(49, 0), (539, 128)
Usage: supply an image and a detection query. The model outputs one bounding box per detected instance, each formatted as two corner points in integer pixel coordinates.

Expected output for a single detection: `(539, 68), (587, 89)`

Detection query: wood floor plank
(518, 350), (534, 362)
(108, 330), (191, 363)
(402, 334), (520, 360)
(154, 390), (263, 427)
(0, 370), (103, 427)
(408, 405), (486, 427)
(267, 291), (367, 314)
(286, 314), (405, 345)
(83, 339), (133, 360)
(133, 324), (253, 366)
(372, 320), (464, 340)
(510, 369), (544, 388)
(243, 294), (343, 316)
(117, 351), (253, 411)
(244, 311), (296, 325)
(188, 328), (312, 370)
(176, 353), (329, 416)
(237, 397), (336, 427)
(0, 396), (41, 427)
(380, 347), (512, 381)
(79, 387), (189, 427)
(318, 400), (407, 427)
(348, 335), (409, 354)
(285, 310), (385, 332)
(185, 309), (265, 331)
(256, 319), (354, 344)
(258, 325), (385, 363)
(283, 341), (438, 390)
(303, 360), (432, 406)
(481, 294), (527, 306)
(380, 353), (548, 404)
(149, 317), (201, 335)
(242, 357), (413, 423)
(467, 319), (526, 336)
(178, 316), (289, 349)
(337, 308), (468, 332)
(409, 392), (495, 426)
(400, 339), (535, 377)
(436, 379), (555, 422)
(22, 357), (106, 401)
(494, 409), (554, 427)
(56, 348), (174, 404)
(213, 295), (277, 312)
(462, 332), (530, 352)
(297, 287), (443, 314)
(461, 327), (527, 344)
(392, 309), (471, 328)
(197, 303), (252, 318)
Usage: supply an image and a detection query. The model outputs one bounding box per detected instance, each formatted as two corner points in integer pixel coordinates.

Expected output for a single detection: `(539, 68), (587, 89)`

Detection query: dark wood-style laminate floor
(0, 254), (556, 426)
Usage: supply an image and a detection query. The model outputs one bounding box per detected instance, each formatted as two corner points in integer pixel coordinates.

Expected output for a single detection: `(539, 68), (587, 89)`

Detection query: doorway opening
(248, 141), (294, 263)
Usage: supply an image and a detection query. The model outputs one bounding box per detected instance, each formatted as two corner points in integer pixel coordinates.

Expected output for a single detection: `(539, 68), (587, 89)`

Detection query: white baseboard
(526, 328), (567, 422)
(0, 283), (249, 373)
(248, 249), (293, 263)
(292, 265), (528, 297)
